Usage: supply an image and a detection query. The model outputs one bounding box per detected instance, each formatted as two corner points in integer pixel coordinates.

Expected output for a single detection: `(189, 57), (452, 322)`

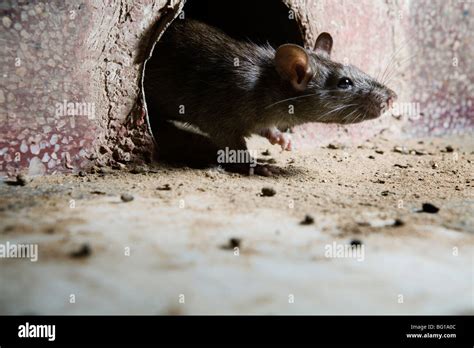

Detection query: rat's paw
(280, 133), (292, 151)
(260, 128), (278, 145)
(260, 127), (292, 151)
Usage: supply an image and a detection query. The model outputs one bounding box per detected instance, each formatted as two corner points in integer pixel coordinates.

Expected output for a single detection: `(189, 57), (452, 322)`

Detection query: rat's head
(273, 33), (397, 124)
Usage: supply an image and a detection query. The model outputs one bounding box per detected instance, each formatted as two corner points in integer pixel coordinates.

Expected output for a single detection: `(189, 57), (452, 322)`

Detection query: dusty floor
(0, 133), (473, 314)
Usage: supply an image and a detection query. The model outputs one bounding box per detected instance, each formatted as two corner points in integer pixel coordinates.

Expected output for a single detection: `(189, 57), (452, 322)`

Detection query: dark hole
(144, 0), (305, 167)
(184, 0), (304, 47)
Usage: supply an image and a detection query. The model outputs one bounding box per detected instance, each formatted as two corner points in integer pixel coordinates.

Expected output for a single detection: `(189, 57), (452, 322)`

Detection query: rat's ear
(314, 32), (333, 56)
(274, 44), (313, 92)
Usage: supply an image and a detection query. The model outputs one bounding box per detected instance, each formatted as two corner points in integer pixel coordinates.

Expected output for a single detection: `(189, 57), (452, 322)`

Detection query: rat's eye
(337, 78), (353, 89)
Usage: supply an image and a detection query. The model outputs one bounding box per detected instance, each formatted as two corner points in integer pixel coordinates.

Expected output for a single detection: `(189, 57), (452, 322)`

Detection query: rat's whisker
(264, 93), (319, 109)
(317, 104), (359, 122)
(360, 109), (370, 123)
(341, 108), (359, 123)
(378, 35), (416, 84)
(264, 89), (358, 110)
(382, 52), (420, 85)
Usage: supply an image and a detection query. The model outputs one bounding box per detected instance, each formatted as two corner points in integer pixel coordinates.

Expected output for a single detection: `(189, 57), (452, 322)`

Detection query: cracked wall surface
(0, 0), (179, 177)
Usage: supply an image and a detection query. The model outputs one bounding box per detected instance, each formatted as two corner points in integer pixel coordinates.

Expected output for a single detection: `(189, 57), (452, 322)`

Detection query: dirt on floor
(0, 133), (473, 314)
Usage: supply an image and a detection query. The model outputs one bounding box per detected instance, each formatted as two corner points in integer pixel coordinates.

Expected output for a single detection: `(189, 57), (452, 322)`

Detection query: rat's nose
(386, 96), (394, 109)
(386, 90), (397, 109)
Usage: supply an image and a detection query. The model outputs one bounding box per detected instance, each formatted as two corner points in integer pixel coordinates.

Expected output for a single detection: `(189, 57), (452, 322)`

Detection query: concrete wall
(0, 0), (179, 176)
(1, 0), (472, 176)
(407, 0), (473, 136)
(293, 0), (473, 147)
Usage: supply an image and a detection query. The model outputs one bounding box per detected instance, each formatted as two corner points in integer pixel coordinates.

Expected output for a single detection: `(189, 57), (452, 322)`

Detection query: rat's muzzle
(385, 89), (398, 110)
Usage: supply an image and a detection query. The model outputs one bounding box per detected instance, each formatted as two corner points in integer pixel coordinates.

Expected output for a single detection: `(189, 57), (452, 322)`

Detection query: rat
(144, 19), (397, 176)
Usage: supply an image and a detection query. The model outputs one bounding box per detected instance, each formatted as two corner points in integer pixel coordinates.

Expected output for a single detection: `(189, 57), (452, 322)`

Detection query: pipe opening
(143, 0), (305, 167)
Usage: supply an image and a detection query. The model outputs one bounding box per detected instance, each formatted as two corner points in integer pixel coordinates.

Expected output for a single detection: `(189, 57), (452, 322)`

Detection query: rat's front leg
(260, 126), (292, 151)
